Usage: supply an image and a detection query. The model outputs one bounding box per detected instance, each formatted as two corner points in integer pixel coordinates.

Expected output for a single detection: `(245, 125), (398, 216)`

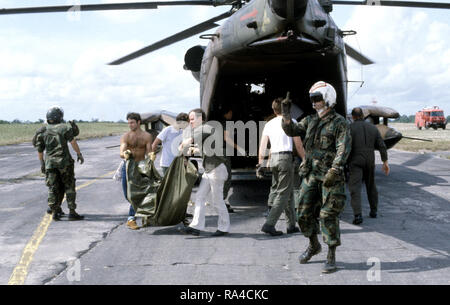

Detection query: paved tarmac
(0, 136), (449, 286)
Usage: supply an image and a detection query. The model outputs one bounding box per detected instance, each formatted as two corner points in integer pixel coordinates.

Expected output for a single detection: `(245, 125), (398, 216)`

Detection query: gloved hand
(323, 168), (340, 187)
(77, 153), (84, 164)
(281, 91), (292, 122)
(40, 160), (46, 174)
(148, 152), (156, 162)
(256, 164), (266, 179)
(123, 150), (132, 160)
(69, 120), (80, 137)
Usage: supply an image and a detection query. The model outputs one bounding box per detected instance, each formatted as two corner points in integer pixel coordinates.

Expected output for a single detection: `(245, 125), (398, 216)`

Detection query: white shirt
(156, 126), (183, 167)
(262, 116), (297, 153)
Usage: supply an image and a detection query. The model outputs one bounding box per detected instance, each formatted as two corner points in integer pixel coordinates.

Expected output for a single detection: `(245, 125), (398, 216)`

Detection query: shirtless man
(120, 112), (153, 230)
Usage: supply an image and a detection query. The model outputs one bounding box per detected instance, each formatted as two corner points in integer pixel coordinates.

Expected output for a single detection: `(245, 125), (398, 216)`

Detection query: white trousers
(189, 163), (230, 232)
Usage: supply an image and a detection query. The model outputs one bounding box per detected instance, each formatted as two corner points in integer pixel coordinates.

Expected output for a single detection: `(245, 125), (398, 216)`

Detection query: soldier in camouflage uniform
(33, 106), (84, 221)
(281, 81), (351, 273)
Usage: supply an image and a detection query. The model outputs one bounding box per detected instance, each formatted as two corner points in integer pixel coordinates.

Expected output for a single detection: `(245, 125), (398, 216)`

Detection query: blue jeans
(122, 162), (136, 221)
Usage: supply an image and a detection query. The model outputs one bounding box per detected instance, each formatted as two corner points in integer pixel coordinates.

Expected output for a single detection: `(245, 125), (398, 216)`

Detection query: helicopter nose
(269, 0), (308, 20)
(384, 128), (403, 149)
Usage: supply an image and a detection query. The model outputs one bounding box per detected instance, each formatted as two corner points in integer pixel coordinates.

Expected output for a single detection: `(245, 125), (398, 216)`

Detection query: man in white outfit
(151, 113), (189, 175)
(258, 97), (305, 236)
(178, 108), (230, 237)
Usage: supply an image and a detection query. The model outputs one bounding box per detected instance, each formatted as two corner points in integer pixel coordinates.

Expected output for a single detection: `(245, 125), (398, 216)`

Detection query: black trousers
(348, 159), (378, 215)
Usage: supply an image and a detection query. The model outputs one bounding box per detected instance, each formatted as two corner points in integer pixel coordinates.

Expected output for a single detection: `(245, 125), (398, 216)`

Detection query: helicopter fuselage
(187, 0), (348, 124)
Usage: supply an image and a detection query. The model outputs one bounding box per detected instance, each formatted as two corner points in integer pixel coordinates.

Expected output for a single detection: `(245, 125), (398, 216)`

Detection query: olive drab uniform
(33, 123), (78, 212)
(282, 109), (351, 247)
(348, 119), (388, 216)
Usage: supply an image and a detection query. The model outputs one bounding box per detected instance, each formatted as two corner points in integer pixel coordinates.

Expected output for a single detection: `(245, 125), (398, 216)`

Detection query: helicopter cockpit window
(151, 120), (165, 132)
(365, 117), (374, 124)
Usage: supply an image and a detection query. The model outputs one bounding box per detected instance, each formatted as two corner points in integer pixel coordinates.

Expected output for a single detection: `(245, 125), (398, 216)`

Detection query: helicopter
(347, 105), (432, 149)
(1, 0), (449, 169)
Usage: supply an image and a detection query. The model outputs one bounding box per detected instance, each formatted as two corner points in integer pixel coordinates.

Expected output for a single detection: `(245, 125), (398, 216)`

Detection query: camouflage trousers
(45, 164), (76, 211)
(297, 174), (346, 247)
(292, 157), (302, 211)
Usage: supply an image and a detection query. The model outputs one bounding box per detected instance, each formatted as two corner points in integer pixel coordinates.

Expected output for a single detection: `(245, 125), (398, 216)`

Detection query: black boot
(322, 246), (337, 273)
(68, 210), (84, 221)
(286, 226), (300, 234)
(52, 210), (61, 221)
(57, 207), (65, 216)
(352, 214), (363, 225)
(299, 235), (321, 264)
(47, 207), (65, 216)
(261, 224), (283, 236)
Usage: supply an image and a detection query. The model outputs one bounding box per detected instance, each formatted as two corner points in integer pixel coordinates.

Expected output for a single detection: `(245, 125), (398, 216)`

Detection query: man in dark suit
(348, 107), (390, 225)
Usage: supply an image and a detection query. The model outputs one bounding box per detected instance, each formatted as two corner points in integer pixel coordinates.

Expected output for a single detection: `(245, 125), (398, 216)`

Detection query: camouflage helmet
(46, 106), (64, 124)
(309, 81), (337, 108)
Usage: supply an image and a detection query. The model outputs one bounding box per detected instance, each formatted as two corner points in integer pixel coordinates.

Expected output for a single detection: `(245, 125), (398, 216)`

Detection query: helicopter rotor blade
(402, 136), (432, 142)
(108, 11), (232, 65)
(344, 43), (374, 65)
(332, 1), (450, 9)
(0, 1), (221, 15)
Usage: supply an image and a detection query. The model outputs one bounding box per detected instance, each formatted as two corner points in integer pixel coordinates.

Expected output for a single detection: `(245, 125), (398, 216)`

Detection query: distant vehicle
(415, 106), (447, 130)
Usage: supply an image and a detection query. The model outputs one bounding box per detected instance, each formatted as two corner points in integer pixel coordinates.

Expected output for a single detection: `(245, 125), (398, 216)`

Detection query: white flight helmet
(309, 81), (337, 108)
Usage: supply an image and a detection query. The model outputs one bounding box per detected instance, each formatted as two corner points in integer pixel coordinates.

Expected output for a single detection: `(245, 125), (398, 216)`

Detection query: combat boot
(52, 210), (61, 221)
(286, 226), (300, 234)
(68, 210), (84, 221)
(299, 235), (321, 264)
(48, 207), (65, 216)
(322, 246), (337, 273)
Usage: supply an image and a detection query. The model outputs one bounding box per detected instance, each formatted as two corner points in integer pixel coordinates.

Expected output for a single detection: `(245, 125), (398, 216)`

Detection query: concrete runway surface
(0, 136), (449, 285)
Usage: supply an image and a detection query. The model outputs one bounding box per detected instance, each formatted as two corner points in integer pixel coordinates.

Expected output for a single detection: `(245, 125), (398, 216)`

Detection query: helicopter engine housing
(269, 0), (308, 19)
(184, 45), (206, 81)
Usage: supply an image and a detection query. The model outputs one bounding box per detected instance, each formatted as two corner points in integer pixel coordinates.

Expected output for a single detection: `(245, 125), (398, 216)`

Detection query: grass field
(0, 122), (129, 146)
(390, 123), (450, 152)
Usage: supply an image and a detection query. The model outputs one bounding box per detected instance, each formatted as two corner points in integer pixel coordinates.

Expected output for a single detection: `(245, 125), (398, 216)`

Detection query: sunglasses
(309, 92), (324, 103)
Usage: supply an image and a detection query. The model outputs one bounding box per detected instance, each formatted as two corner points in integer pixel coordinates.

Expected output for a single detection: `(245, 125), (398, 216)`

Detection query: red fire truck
(415, 106), (447, 130)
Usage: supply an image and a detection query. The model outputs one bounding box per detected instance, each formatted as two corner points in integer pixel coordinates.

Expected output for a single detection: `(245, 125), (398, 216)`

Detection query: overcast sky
(0, 0), (449, 122)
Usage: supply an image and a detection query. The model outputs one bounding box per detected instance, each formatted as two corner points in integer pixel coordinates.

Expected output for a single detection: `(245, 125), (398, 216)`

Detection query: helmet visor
(309, 92), (324, 103)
